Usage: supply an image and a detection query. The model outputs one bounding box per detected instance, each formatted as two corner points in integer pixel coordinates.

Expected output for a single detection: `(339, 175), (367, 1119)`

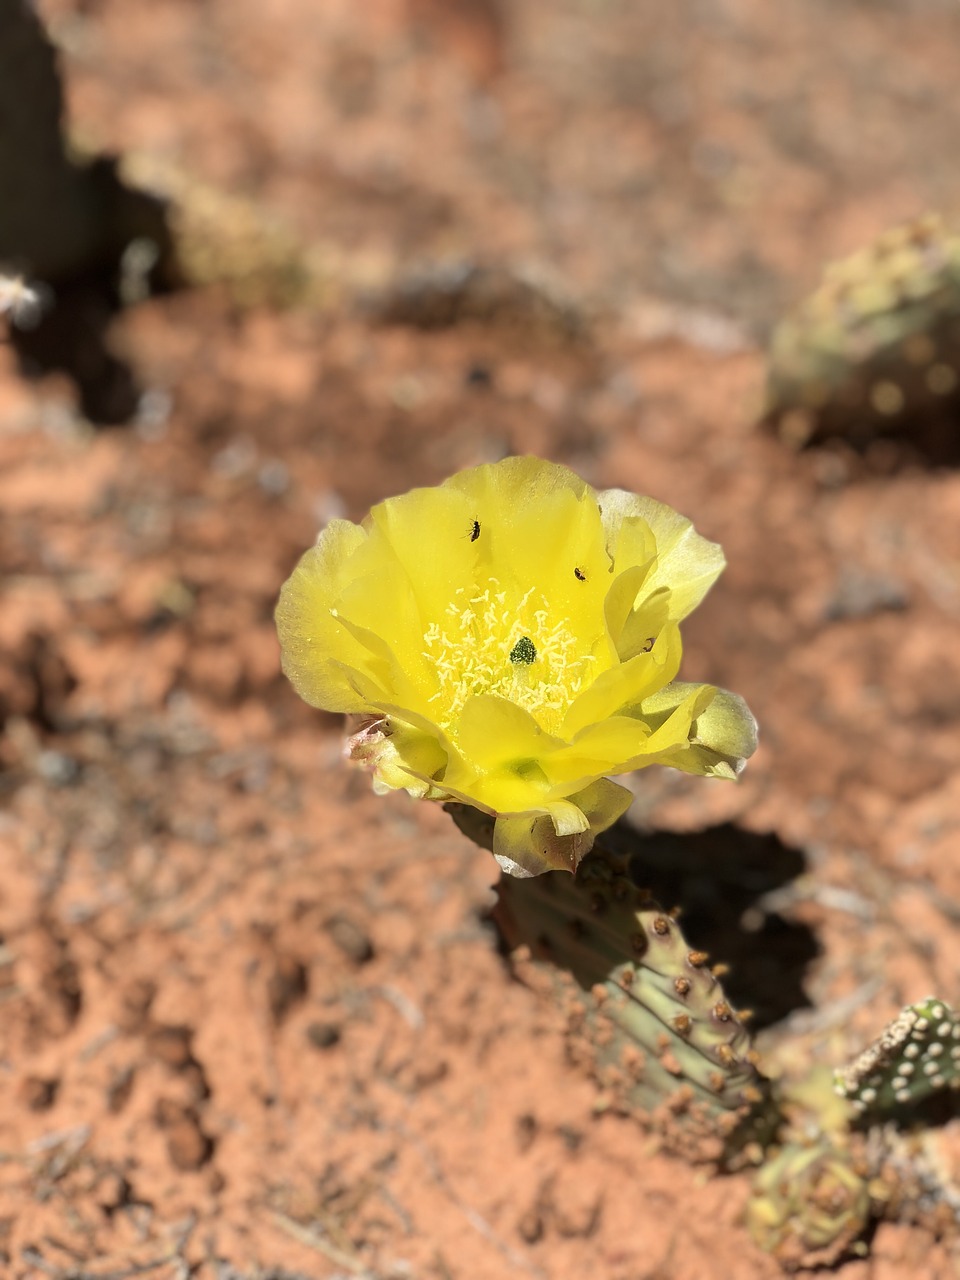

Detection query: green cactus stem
(764, 214), (960, 454)
(834, 997), (960, 1118)
(448, 804), (772, 1157)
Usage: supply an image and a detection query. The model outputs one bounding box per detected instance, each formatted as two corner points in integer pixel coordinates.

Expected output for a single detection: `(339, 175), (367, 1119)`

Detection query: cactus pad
(447, 805), (771, 1153)
(834, 997), (960, 1116)
(765, 214), (960, 457)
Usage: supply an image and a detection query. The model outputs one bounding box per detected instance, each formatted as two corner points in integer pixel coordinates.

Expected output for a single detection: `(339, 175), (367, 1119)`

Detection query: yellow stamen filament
(422, 577), (595, 734)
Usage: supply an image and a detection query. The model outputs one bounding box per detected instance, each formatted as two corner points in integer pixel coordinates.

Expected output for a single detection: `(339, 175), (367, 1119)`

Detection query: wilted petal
(569, 776), (634, 834)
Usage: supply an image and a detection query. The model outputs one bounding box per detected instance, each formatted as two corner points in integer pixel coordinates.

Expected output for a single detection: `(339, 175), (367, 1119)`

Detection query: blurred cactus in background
(835, 997), (960, 1118)
(0, 0), (172, 420)
(764, 214), (960, 462)
(0, 0), (167, 285)
(118, 151), (320, 309)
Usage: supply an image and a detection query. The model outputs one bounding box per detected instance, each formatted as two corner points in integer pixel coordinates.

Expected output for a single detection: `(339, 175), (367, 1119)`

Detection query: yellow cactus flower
(276, 457), (757, 877)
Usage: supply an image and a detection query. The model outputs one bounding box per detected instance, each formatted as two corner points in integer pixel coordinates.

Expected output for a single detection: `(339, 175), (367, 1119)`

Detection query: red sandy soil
(3, 1), (960, 1276)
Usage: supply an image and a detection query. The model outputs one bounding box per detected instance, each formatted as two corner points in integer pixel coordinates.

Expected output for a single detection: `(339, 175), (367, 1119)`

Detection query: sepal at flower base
(491, 778), (633, 876)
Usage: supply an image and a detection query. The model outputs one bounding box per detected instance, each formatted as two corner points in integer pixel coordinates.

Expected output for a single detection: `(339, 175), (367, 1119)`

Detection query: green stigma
(509, 636), (537, 665)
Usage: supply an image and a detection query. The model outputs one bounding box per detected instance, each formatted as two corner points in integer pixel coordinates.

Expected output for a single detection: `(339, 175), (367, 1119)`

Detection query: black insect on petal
(574, 567), (586, 581)
(470, 519), (481, 542)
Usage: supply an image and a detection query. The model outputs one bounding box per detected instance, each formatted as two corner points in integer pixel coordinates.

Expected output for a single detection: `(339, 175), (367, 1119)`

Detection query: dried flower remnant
(276, 457), (757, 876)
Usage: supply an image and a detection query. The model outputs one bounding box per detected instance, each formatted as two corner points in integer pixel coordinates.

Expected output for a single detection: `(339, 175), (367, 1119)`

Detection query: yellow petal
(641, 682), (716, 753)
(546, 691), (713, 790)
(456, 693), (561, 769)
(437, 699), (567, 816)
(643, 682), (759, 777)
(562, 623), (682, 738)
(445, 455), (589, 513)
(542, 717), (652, 787)
(454, 769), (555, 819)
(599, 489), (725, 621)
(445, 457), (606, 607)
(363, 484), (476, 624)
(603, 508), (657, 575)
(603, 564), (652, 652)
(329, 610), (412, 699)
(616, 586), (671, 661)
(275, 519), (371, 711)
(336, 670), (455, 755)
(435, 757), (552, 819)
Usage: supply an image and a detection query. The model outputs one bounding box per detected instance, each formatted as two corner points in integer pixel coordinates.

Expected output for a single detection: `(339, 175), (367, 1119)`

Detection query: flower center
(422, 578), (596, 734)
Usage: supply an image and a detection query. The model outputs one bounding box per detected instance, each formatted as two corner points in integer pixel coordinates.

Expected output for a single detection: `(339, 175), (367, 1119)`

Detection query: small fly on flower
(466, 519), (481, 542)
(0, 274), (50, 331)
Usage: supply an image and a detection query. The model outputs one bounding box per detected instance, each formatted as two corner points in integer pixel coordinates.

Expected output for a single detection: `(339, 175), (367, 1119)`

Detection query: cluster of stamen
(422, 577), (596, 734)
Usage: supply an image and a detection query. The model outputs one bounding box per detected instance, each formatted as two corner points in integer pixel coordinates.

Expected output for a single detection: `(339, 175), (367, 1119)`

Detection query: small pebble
(325, 915), (375, 965)
(306, 1021), (342, 1050)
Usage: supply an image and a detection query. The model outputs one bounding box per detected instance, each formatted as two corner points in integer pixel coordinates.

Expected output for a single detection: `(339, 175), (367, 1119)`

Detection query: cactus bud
(746, 1139), (871, 1270)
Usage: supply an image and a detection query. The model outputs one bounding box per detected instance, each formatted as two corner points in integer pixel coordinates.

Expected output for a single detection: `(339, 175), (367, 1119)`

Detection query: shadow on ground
(607, 821), (817, 1031)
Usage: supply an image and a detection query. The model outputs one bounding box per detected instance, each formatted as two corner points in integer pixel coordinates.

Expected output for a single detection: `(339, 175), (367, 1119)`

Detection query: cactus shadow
(9, 169), (174, 427)
(11, 271), (142, 425)
(605, 821), (819, 1032)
